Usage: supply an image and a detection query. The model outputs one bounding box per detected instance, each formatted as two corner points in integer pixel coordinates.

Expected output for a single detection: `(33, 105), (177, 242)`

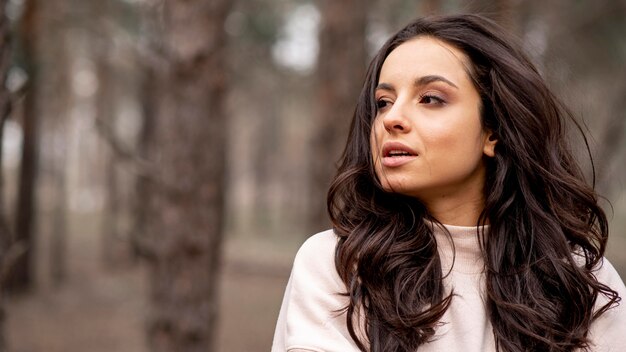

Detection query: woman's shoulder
(588, 257), (626, 350)
(292, 229), (341, 277)
(592, 257), (625, 290)
(590, 257), (626, 309)
(571, 254), (626, 304)
(296, 229), (339, 255)
(272, 229), (358, 351)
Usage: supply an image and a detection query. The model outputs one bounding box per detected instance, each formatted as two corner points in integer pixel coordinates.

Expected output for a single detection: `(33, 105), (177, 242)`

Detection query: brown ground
(4, 212), (626, 352)
(4, 213), (297, 352)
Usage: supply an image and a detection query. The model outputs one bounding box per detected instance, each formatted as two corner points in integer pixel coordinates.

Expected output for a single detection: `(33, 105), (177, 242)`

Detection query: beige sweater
(272, 224), (626, 352)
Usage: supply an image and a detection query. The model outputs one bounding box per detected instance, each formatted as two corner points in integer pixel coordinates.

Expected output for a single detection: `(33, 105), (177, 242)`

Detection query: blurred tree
(308, 0), (368, 232)
(241, 0), (283, 236)
(542, 1), (626, 195)
(133, 66), (156, 263)
(468, 0), (518, 31)
(82, 0), (152, 265)
(0, 0), (11, 347)
(420, 0), (443, 15)
(141, 0), (232, 350)
(132, 63), (155, 261)
(94, 0), (122, 267)
(6, 0), (40, 293)
(131, 0), (162, 264)
(43, 0), (70, 286)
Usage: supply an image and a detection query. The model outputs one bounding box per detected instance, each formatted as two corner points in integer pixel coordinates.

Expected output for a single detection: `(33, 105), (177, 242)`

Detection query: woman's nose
(382, 100), (411, 133)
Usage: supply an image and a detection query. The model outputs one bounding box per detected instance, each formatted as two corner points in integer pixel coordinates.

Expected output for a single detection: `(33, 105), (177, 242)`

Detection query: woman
(272, 14), (626, 352)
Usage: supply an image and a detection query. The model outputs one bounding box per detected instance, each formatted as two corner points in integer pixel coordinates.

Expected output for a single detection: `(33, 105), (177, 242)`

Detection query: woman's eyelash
(419, 94), (446, 105)
(376, 94), (445, 110)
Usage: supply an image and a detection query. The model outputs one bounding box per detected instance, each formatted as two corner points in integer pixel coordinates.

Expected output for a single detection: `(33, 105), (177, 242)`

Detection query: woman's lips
(382, 154), (417, 167)
(381, 142), (418, 167)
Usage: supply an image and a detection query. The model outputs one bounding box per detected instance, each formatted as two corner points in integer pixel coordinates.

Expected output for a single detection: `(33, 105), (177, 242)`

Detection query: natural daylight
(0, 1), (625, 352)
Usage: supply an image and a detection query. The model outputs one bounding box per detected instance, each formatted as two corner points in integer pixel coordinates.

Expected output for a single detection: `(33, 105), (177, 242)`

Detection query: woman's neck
(424, 193), (486, 226)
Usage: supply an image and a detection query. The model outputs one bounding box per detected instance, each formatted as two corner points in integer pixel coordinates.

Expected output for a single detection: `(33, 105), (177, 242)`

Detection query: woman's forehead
(379, 36), (472, 86)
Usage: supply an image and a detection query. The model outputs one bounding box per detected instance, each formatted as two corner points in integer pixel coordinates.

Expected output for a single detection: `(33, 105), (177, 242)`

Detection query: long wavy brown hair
(327, 14), (620, 352)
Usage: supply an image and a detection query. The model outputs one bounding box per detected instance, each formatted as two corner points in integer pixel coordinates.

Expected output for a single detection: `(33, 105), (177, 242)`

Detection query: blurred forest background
(0, 0), (624, 351)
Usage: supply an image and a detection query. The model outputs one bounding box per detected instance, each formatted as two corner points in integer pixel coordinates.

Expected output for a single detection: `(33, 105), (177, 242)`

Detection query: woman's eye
(419, 94), (445, 105)
(376, 99), (391, 110)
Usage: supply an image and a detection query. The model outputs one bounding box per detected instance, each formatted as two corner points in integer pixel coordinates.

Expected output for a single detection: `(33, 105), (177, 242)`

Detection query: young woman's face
(370, 36), (496, 206)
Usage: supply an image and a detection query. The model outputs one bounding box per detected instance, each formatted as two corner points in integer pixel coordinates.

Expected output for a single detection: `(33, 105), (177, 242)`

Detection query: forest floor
(4, 211), (298, 352)
(4, 210), (626, 352)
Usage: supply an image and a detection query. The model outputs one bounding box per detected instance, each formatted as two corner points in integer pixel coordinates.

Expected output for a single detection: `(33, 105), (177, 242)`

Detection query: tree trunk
(469, 0), (517, 31)
(130, 0), (160, 262)
(95, 36), (121, 267)
(49, 150), (67, 285)
(45, 0), (70, 286)
(0, 0), (12, 348)
(7, 0), (40, 294)
(420, 0), (443, 15)
(131, 64), (155, 262)
(308, 0), (368, 233)
(101, 151), (121, 265)
(595, 77), (626, 195)
(143, 0), (232, 351)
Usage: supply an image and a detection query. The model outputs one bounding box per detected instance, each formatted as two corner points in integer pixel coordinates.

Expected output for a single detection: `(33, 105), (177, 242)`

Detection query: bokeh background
(0, 0), (625, 351)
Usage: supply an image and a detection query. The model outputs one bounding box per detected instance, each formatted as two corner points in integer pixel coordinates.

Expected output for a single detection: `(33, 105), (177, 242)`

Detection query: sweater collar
(428, 222), (488, 275)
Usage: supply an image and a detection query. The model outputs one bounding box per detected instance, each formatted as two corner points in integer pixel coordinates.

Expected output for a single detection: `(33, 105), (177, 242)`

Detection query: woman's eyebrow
(375, 82), (395, 92)
(415, 75), (458, 89)
(376, 75), (458, 92)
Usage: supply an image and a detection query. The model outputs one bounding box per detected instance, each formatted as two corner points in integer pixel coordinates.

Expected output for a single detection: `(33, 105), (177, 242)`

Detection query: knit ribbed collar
(428, 222), (488, 275)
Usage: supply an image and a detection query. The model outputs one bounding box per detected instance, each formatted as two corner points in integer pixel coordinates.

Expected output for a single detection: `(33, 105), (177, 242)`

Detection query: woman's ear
(483, 131), (497, 157)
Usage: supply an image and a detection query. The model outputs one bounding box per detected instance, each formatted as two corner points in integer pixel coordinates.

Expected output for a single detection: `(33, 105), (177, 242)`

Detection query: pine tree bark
(131, 64), (155, 261)
(420, 0), (443, 15)
(8, 0), (40, 293)
(131, 0), (159, 262)
(469, 0), (517, 31)
(308, 0), (368, 232)
(144, 0), (231, 351)
(45, 0), (70, 286)
(0, 0), (12, 348)
(95, 32), (120, 267)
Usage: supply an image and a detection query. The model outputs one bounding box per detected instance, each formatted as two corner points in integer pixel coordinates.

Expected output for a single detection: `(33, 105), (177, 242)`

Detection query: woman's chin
(380, 182), (415, 197)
